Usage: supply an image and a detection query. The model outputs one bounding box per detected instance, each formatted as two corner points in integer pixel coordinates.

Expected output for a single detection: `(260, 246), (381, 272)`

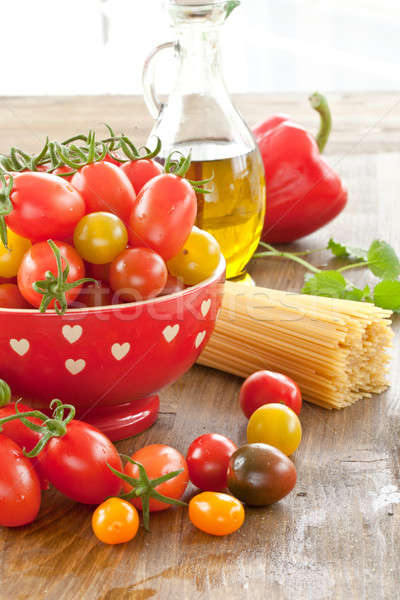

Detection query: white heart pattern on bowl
(62, 325), (83, 344)
(163, 324), (180, 343)
(65, 358), (86, 375)
(10, 338), (30, 357)
(111, 342), (131, 361)
(195, 330), (206, 349)
(201, 298), (211, 318)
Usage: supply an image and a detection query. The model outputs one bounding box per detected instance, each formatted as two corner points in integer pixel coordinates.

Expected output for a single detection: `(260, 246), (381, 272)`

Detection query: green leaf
(373, 280), (400, 312)
(327, 238), (368, 261)
(367, 240), (400, 280)
(342, 288), (364, 301)
(301, 270), (347, 298)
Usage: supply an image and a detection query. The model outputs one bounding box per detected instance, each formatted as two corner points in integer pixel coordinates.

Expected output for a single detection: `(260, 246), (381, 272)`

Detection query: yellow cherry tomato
(73, 212), (128, 264)
(247, 403), (302, 456)
(167, 226), (221, 286)
(92, 497), (139, 545)
(189, 492), (245, 536)
(0, 228), (31, 278)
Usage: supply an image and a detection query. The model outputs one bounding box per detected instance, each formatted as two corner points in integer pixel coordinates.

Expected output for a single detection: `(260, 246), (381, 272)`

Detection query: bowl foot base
(76, 395), (160, 442)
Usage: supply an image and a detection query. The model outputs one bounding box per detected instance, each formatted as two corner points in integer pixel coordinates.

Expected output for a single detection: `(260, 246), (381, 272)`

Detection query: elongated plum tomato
(0, 228), (31, 278)
(71, 161), (136, 223)
(73, 212), (128, 265)
(247, 403), (302, 456)
(0, 434), (41, 527)
(167, 227), (221, 286)
(186, 433), (237, 492)
(52, 164), (75, 182)
(227, 443), (297, 506)
(189, 492), (245, 536)
(123, 444), (189, 512)
(128, 173), (197, 260)
(121, 159), (163, 194)
(239, 370), (302, 418)
(92, 498), (139, 545)
(110, 247), (167, 302)
(40, 420), (122, 504)
(17, 241), (85, 308)
(6, 172), (85, 241)
(0, 401), (49, 489)
(0, 283), (31, 308)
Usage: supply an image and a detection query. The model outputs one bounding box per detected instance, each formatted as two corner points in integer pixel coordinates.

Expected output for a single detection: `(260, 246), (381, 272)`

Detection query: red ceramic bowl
(0, 256), (225, 441)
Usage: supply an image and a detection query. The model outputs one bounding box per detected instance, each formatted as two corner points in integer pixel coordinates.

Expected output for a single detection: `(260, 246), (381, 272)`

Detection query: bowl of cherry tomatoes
(0, 131), (225, 440)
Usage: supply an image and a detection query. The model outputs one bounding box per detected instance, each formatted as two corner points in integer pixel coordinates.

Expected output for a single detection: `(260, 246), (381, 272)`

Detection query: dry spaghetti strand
(198, 282), (393, 409)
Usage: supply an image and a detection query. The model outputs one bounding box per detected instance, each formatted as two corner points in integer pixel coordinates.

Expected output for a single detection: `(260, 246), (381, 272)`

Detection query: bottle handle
(142, 41), (176, 119)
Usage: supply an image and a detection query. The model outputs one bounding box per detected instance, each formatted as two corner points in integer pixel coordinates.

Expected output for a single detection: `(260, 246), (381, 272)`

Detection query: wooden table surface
(0, 93), (399, 600)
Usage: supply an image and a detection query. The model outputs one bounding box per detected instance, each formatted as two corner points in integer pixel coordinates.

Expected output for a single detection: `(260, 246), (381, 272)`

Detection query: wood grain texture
(0, 95), (399, 600)
(0, 92), (399, 155)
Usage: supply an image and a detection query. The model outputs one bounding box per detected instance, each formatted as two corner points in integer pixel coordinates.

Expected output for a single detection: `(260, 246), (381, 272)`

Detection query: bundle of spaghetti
(198, 282), (394, 409)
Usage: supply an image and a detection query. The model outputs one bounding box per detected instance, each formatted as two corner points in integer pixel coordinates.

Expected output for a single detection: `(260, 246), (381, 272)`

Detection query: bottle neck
(174, 26), (225, 95)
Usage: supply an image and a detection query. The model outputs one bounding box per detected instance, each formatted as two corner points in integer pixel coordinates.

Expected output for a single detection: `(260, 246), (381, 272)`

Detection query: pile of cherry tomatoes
(0, 369), (303, 541)
(0, 128), (220, 313)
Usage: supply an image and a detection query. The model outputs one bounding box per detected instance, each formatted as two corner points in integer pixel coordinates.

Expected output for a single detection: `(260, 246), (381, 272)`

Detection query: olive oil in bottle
(184, 142), (266, 279)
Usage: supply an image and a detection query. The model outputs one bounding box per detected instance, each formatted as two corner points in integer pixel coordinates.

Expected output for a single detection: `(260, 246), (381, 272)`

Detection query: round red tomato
(17, 241), (85, 309)
(110, 247), (167, 302)
(0, 283), (31, 308)
(71, 161), (136, 223)
(0, 434), (41, 527)
(239, 370), (302, 418)
(6, 172), (85, 241)
(128, 173), (197, 261)
(123, 444), (189, 512)
(186, 433), (237, 492)
(121, 159), (162, 194)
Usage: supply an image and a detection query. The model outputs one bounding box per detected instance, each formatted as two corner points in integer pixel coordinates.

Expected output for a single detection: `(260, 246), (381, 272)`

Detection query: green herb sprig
(254, 237), (400, 312)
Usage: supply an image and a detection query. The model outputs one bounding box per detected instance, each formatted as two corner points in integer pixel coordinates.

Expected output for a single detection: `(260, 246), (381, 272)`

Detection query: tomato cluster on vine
(0, 128), (220, 314)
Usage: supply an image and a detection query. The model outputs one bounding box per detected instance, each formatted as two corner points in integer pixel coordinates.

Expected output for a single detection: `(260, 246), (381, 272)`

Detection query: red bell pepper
(253, 92), (347, 243)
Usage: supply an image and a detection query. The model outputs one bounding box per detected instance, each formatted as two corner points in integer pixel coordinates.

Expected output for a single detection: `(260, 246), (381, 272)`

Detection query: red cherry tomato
(110, 247), (167, 302)
(85, 261), (111, 284)
(40, 420), (122, 504)
(0, 401), (49, 489)
(159, 273), (185, 296)
(6, 172), (85, 241)
(17, 241), (85, 309)
(128, 173), (197, 260)
(239, 370), (302, 418)
(186, 433), (237, 492)
(123, 444), (189, 512)
(73, 281), (113, 308)
(0, 283), (31, 308)
(0, 434), (41, 527)
(121, 159), (163, 194)
(71, 162), (136, 223)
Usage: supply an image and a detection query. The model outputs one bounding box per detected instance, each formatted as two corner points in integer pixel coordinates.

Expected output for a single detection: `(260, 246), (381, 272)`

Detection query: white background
(1, 0), (399, 95)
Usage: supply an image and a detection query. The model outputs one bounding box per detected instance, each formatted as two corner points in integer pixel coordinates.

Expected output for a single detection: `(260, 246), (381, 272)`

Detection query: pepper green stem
(309, 92), (332, 153)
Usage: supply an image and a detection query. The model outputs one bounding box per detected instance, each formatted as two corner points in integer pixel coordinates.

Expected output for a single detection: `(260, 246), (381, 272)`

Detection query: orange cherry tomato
(92, 497), (139, 545)
(189, 492), (245, 536)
